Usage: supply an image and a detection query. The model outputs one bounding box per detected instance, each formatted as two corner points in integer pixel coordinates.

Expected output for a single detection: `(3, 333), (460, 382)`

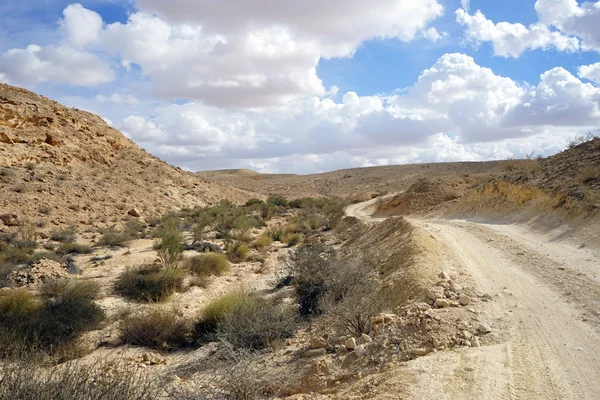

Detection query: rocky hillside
(448, 137), (600, 238)
(0, 84), (254, 230)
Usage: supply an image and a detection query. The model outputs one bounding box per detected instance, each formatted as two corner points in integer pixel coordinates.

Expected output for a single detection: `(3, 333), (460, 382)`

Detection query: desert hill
(197, 160), (522, 200)
(0, 84), (254, 230)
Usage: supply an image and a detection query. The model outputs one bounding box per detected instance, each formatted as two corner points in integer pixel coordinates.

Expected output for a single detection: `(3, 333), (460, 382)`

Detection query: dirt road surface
(346, 200), (600, 400)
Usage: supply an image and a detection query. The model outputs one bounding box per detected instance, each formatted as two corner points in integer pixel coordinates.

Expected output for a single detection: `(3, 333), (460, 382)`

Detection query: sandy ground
(346, 199), (600, 400)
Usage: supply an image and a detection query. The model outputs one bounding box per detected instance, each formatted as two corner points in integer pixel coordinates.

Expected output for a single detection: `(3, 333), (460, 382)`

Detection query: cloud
(111, 53), (600, 173)
(95, 93), (139, 105)
(0, 44), (114, 87)
(578, 62), (600, 83)
(456, 8), (579, 58)
(504, 67), (600, 127)
(98, 1), (444, 107)
(535, 0), (600, 51)
(60, 3), (103, 48)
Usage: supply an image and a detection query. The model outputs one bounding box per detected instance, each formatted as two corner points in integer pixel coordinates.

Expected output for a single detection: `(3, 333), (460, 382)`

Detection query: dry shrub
(253, 235), (273, 249)
(49, 227), (77, 243)
(98, 228), (132, 247)
(169, 346), (279, 400)
(194, 292), (297, 350)
(290, 244), (386, 333)
(189, 275), (211, 289)
(186, 254), (230, 277)
(115, 264), (185, 302)
(226, 241), (250, 263)
(267, 229), (284, 242)
(0, 358), (162, 400)
(56, 242), (91, 256)
(217, 296), (296, 350)
(119, 308), (190, 350)
(579, 165), (600, 185)
(282, 233), (302, 247)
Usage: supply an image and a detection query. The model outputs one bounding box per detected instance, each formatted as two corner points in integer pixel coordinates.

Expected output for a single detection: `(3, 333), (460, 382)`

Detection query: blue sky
(1, 0), (600, 173)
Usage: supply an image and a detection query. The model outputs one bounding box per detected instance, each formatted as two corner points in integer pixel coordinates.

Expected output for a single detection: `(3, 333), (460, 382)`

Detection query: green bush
(245, 198), (265, 207)
(118, 308), (190, 350)
(194, 293), (248, 343)
(186, 254), (230, 277)
(0, 281), (104, 354)
(0, 245), (35, 265)
(266, 195), (288, 208)
(56, 242), (92, 256)
(194, 293), (296, 350)
(155, 232), (183, 268)
(226, 241), (250, 263)
(115, 265), (185, 302)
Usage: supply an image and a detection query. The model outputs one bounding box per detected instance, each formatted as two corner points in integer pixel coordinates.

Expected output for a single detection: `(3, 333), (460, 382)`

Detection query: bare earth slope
(347, 199), (600, 399)
(0, 84), (254, 230)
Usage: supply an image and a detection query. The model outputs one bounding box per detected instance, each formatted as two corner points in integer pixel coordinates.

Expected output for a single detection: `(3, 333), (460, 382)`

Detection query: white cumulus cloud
(456, 8), (579, 58)
(0, 44), (114, 87)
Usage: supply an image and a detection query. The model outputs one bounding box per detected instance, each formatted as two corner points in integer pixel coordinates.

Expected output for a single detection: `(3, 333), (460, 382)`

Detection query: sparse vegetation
(49, 227), (77, 243)
(98, 228), (132, 247)
(217, 296), (296, 350)
(226, 241), (250, 263)
(0, 358), (162, 399)
(115, 264), (185, 302)
(186, 254), (230, 277)
(194, 292), (296, 350)
(253, 235), (273, 249)
(119, 308), (189, 350)
(282, 233), (302, 247)
(0, 280), (104, 355)
(56, 242), (91, 256)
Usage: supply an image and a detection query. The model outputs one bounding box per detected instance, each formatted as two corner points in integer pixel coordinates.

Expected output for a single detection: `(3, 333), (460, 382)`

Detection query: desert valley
(0, 82), (599, 399)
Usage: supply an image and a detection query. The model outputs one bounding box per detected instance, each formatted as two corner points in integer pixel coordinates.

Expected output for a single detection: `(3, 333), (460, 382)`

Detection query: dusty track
(346, 200), (600, 399)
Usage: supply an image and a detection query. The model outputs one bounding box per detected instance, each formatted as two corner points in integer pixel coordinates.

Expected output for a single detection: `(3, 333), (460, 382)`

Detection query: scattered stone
(0, 213), (19, 226)
(128, 208), (141, 217)
(478, 323), (492, 334)
(434, 299), (450, 308)
(481, 293), (493, 302)
(449, 281), (462, 292)
(8, 259), (67, 286)
(345, 337), (357, 350)
(426, 286), (445, 301)
(354, 345), (367, 357)
(472, 337), (481, 347)
(303, 348), (327, 357)
(439, 271), (451, 280)
(459, 294), (471, 306)
(310, 336), (327, 349)
(413, 348), (432, 356)
(359, 333), (372, 345)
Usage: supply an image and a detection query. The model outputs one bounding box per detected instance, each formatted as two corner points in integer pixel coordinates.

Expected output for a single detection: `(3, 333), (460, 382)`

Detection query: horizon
(2, 0), (600, 174)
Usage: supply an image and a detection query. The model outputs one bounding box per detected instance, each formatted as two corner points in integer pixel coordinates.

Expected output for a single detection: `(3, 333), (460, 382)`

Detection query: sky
(2, 0), (600, 174)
